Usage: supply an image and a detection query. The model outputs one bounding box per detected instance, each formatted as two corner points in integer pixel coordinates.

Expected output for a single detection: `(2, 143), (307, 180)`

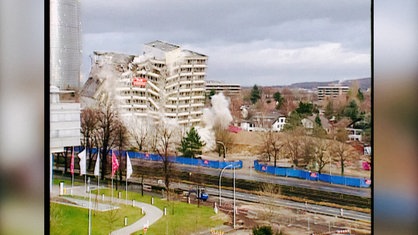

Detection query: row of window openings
(186, 59), (206, 64)
(171, 84), (204, 90)
(120, 76), (204, 87)
(126, 108), (201, 115)
(51, 129), (79, 138)
(122, 90), (204, 99)
(50, 114), (80, 122)
(178, 68), (205, 73)
(168, 108), (202, 113)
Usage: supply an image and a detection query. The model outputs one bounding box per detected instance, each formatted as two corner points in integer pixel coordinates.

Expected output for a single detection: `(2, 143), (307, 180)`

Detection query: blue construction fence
(254, 160), (371, 188)
(73, 146), (242, 169)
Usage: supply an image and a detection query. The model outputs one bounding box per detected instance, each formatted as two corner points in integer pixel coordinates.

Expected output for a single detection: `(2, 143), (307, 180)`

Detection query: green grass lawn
(51, 201), (143, 235)
(51, 188), (227, 235)
(94, 189), (228, 235)
(146, 201), (227, 235)
(53, 178), (84, 186)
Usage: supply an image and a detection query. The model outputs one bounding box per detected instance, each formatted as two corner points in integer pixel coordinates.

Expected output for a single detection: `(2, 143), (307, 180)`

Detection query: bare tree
(128, 117), (151, 152)
(281, 88), (297, 115)
(259, 130), (284, 167)
(330, 141), (358, 176)
(152, 118), (180, 201)
(312, 138), (329, 174)
(213, 124), (233, 158)
(283, 127), (305, 167)
(329, 117), (351, 141)
(96, 93), (119, 180)
(300, 136), (315, 169)
(81, 107), (99, 169)
(113, 119), (130, 189)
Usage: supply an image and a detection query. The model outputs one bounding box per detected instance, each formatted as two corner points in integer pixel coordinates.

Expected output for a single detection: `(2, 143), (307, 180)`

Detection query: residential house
(346, 119), (367, 142)
(301, 114), (332, 134)
(240, 112), (286, 132)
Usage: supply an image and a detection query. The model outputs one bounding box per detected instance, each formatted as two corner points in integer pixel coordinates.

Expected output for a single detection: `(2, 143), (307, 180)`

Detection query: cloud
(80, 0), (371, 86)
(188, 40), (369, 85)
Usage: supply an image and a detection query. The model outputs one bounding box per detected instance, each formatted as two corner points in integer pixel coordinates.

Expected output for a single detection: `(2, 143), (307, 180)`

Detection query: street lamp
(219, 164), (232, 206)
(218, 163), (236, 229)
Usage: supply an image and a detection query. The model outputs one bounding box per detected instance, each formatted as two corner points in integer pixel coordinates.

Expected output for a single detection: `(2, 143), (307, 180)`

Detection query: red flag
(112, 151), (119, 177)
(70, 147), (75, 175)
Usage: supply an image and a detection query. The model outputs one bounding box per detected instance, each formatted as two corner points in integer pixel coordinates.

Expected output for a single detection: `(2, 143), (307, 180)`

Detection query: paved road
(50, 185), (163, 235)
(169, 181), (370, 222)
(176, 164), (371, 198)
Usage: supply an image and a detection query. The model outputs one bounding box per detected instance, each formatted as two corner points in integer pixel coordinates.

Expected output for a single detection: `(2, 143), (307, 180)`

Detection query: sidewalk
(50, 184), (163, 235)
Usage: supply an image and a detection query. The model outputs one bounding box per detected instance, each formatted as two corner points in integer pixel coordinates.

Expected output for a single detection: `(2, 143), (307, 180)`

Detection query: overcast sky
(81, 0), (371, 86)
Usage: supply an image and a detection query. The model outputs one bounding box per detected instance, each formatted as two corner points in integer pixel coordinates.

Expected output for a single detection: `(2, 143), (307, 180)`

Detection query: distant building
(80, 40), (208, 127)
(205, 80), (241, 95)
(317, 84), (349, 101)
(50, 0), (82, 90)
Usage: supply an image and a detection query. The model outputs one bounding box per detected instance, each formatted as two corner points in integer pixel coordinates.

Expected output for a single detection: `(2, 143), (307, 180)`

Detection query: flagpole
(71, 147), (74, 193)
(88, 177), (91, 235)
(125, 151), (128, 205)
(84, 147), (87, 192)
(126, 152), (133, 205)
(111, 149), (114, 203)
(126, 175), (128, 204)
(97, 174), (100, 196)
(97, 150), (100, 196)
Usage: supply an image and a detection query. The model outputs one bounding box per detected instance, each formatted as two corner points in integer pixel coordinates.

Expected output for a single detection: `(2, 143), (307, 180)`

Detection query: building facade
(317, 84), (349, 101)
(50, 0), (82, 90)
(50, 86), (81, 153)
(81, 41), (208, 127)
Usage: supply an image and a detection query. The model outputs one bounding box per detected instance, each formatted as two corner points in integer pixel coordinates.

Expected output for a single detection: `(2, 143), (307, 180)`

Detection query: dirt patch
(235, 202), (371, 234)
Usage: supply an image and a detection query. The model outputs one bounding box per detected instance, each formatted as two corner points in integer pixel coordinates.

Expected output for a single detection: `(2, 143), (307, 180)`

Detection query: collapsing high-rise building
(80, 40), (208, 127)
(50, 0), (82, 90)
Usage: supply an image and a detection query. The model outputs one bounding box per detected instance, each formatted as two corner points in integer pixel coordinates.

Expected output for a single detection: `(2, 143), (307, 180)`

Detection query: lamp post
(233, 164), (236, 229)
(218, 163), (236, 229)
(219, 164), (232, 206)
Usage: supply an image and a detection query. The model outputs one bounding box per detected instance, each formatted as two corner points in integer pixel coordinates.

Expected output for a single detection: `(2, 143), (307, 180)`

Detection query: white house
(301, 115), (332, 134)
(346, 128), (363, 142)
(240, 112), (286, 132)
(272, 115), (287, 132)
